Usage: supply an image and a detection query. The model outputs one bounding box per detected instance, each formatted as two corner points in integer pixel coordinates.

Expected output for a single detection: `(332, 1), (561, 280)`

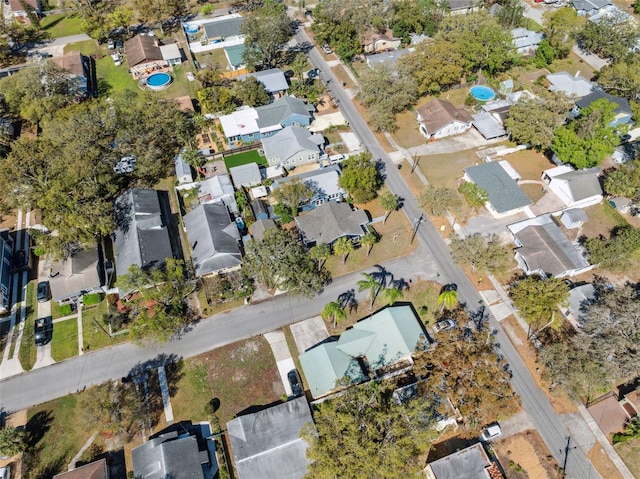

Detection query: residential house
(8, 0), (41, 23)
(547, 71), (594, 98)
(560, 208), (589, 229)
(230, 163), (262, 188)
(197, 174), (238, 214)
(53, 458), (109, 479)
(366, 48), (413, 69)
(273, 166), (345, 209)
(0, 230), (13, 314)
(113, 188), (174, 278)
(261, 126), (325, 168)
(507, 215), (591, 277)
(571, 0), (612, 16)
(48, 245), (106, 305)
(425, 443), (504, 479)
(251, 199), (268, 220)
(300, 305), (431, 398)
(574, 90), (633, 126)
(463, 161), (532, 218)
(132, 421), (218, 479)
(175, 153), (193, 185)
(159, 43), (182, 66)
(362, 31), (402, 53)
(588, 381), (640, 440)
(511, 27), (544, 55)
(226, 397), (314, 479)
(589, 5), (633, 25)
(200, 14), (244, 47)
(124, 35), (165, 77)
(295, 202), (369, 246)
(237, 68), (289, 97)
(250, 218), (276, 241)
(416, 99), (473, 140)
(542, 165), (603, 209)
(561, 283), (596, 328)
(443, 0), (479, 14)
(184, 203), (242, 277)
(50, 51), (98, 98)
(224, 44), (245, 70)
(219, 96), (314, 148)
(472, 100), (511, 140)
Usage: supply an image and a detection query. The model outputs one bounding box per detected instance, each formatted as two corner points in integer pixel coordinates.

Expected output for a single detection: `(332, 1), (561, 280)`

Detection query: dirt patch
(416, 149), (478, 188)
(588, 444), (624, 479)
(330, 64), (355, 89)
(615, 438), (640, 478)
(493, 430), (562, 478)
(504, 149), (555, 181)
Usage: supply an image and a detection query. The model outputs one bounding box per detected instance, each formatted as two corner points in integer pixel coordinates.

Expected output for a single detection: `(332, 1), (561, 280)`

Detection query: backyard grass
(51, 301), (75, 320)
(51, 318), (78, 361)
(158, 64), (199, 101)
(504, 148), (555, 181)
(178, 337), (285, 425)
(416, 149), (479, 188)
(223, 149), (268, 169)
(41, 13), (84, 38)
(96, 55), (139, 96)
(170, 360), (214, 423)
(520, 183), (545, 204)
(18, 281), (38, 371)
(580, 201), (629, 239)
(63, 39), (100, 56)
(193, 48), (229, 70)
(616, 438), (640, 479)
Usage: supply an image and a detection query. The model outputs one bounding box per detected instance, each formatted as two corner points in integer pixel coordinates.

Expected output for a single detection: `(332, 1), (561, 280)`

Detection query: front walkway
(264, 331), (295, 397)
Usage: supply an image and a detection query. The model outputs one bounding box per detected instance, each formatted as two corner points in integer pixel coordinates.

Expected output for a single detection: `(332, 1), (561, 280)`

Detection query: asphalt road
(0, 29), (599, 479)
(297, 29), (600, 479)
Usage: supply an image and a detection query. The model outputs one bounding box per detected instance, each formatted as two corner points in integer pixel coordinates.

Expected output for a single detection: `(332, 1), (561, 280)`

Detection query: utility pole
(410, 215), (424, 244)
(411, 154), (420, 174)
(560, 435), (576, 478)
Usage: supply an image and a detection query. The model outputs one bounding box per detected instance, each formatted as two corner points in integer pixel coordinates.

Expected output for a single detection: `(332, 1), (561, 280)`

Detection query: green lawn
(82, 301), (129, 351)
(18, 282), (38, 371)
(41, 13), (84, 38)
(51, 318), (78, 361)
(96, 55), (140, 96)
(63, 39), (100, 56)
(158, 64), (199, 101)
(223, 149), (268, 170)
(170, 360), (214, 422)
(51, 301), (75, 319)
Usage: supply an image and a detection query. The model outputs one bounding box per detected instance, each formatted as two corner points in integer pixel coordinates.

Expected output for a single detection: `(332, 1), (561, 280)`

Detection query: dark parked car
(34, 316), (52, 346)
(287, 369), (303, 397)
(37, 281), (50, 303)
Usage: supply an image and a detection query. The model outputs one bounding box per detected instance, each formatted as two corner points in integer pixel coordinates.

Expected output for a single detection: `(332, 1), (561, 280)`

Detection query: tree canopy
(244, 228), (330, 297)
(576, 12), (640, 60)
(119, 259), (197, 344)
(604, 160), (640, 199)
(450, 233), (512, 274)
(418, 186), (462, 217)
(0, 92), (192, 257)
(542, 7), (585, 59)
(597, 56), (640, 103)
(271, 177), (313, 215)
(552, 98), (621, 168)
(304, 379), (438, 479)
(241, 1), (293, 69)
(398, 40), (464, 95)
(509, 276), (569, 336)
(338, 153), (383, 203)
(585, 226), (640, 272)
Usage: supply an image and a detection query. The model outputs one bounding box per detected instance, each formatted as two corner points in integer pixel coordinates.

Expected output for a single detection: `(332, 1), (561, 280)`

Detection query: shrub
(59, 304), (73, 316)
(201, 4), (214, 15)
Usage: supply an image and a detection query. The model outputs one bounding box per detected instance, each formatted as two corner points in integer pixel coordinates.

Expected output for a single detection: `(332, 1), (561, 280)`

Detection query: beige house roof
(416, 99), (472, 136)
(125, 35), (163, 68)
(53, 459), (107, 479)
(50, 51), (84, 76)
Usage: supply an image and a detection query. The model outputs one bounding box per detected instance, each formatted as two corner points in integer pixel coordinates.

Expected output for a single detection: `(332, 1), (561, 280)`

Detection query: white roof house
(542, 165), (603, 209)
(511, 27), (544, 54)
(219, 107), (260, 138)
(175, 153), (193, 185)
(547, 72), (594, 98)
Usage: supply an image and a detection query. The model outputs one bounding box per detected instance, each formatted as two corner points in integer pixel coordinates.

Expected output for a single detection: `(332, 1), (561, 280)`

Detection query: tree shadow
(97, 79), (113, 97)
(23, 410), (53, 448)
(371, 264), (393, 289)
(337, 288), (357, 313)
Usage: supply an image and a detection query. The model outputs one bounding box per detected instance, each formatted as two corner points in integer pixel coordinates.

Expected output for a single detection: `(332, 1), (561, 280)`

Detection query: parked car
(481, 423), (501, 441)
(37, 281), (50, 303)
(433, 319), (456, 333)
(322, 44), (333, 54)
(107, 38), (115, 50)
(287, 369), (303, 397)
(34, 316), (52, 346)
(328, 154), (346, 165)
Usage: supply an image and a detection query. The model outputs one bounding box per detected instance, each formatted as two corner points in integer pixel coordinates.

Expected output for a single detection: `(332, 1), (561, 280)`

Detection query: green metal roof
(300, 305), (428, 398)
(224, 44), (245, 68)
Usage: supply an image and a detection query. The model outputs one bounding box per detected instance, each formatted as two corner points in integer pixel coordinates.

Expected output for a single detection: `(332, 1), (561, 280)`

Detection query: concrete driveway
(290, 316), (329, 353)
(264, 331), (295, 397)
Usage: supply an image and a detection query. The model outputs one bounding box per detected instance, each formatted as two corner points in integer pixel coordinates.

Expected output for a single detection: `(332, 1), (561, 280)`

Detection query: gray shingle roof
(237, 68), (289, 94)
(230, 163), (262, 188)
(49, 246), (104, 302)
(428, 443), (492, 479)
(113, 188), (173, 276)
(366, 48), (413, 68)
(261, 126), (321, 163)
(226, 397), (314, 479)
(575, 90), (631, 116)
(554, 168), (602, 202)
(250, 218), (276, 241)
(295, 202), (369, 245)
(464, 161), (532, 213)
(202, 16), (244, 40)
(184, 203), (241, 277)
(515, 222), (589, 276)
(256, 96), (313, 129)
(472, 111), (507, 139)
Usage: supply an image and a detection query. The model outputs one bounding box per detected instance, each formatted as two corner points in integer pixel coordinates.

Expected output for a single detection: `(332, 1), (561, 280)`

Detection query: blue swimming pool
(146, 72), (172, 90)
(470, 85), (496, 101)
(184, 23), (199, 35)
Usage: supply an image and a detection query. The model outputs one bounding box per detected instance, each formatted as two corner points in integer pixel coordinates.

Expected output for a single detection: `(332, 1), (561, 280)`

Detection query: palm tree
(381, 286), (404, 306)
(438, 288), (458, 310)
(333, 237), (355, 264)
(310, 243), (331, 271)
(357, 272), (381, 310)
(380, 193), (399, 224)
(322, 301), (347, 329)
(360, 231), (379, 257)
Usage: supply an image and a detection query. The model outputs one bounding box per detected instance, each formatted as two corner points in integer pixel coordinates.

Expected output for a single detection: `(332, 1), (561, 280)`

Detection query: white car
(433, 319), (456, 333)
(0, 466), (9, 479)
(481, 423), (501, 441)
(111, 53), (122, 67)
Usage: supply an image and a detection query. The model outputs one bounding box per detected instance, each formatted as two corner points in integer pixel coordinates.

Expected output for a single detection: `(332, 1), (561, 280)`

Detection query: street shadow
(126, 353), (184, 393)
(23, 410), (53, 448)
(371, 264), (393, 289)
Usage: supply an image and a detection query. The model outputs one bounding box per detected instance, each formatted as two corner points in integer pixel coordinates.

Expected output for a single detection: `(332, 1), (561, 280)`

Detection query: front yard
(41, 13), (84, 38)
